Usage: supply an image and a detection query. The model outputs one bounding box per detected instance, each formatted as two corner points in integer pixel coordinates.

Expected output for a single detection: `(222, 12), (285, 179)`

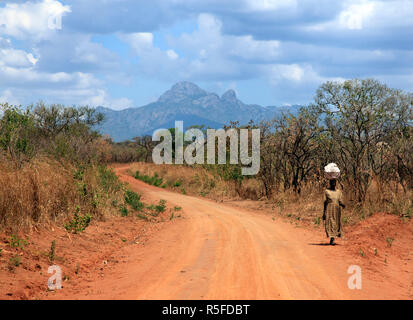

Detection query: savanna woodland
(1, 79), (412, 233)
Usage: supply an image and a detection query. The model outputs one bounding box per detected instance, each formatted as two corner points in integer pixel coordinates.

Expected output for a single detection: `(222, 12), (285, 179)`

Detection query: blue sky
(0, 0), (412, 109)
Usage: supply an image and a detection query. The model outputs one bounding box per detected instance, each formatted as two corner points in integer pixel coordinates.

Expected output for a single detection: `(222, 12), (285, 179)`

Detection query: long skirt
(325, 203), (342, 238)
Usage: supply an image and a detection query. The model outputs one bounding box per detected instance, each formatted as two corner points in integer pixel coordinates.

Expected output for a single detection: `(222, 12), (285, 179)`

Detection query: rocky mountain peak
(159, 81), (207, 102)
(221, 89), (237, 102)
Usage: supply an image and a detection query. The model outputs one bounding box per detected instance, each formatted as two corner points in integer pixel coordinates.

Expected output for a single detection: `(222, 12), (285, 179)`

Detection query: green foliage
(120, 206), (129, 217)
(9, 235), (28, 250)
(133, 171), (164, 187)
(73, 167), (85, 181)
(9, 255), (21, 268)
(124, 190), (144, 211)
(98, 166), (122, 194)
(137, 213), (149, 221)
(0, 102), (105, 165)
(64, 206), (91, 233)
(147, 200), (167, 216)
(316, 79), (412, 202)
(174, 206), (182, 211)
(0, 104), (36, 162)
(0, 102), (127, 231)
(386, 237), (394, 247)
(49, 240), (56, 263)
(154, 200), (167, 214)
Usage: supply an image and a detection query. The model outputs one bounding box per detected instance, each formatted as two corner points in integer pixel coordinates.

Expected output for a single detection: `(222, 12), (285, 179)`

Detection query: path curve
(92, 164), (391, 300)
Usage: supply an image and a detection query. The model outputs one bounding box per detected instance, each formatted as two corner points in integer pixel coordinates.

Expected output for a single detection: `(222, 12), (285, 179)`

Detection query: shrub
(120, 206), (129, 217)
(9, 235), (28, 250)
(386, 237), (394, 247)
(49, 240), (56, 263)
(134, 171), (164, 187)
(155, 200), (167, 213)
(9, 255), (21, 269)
(98, 165), (122, 194)
(64, 207), (91, 233)
(137, 213), (149, 221)
(124, 190), (144, 211)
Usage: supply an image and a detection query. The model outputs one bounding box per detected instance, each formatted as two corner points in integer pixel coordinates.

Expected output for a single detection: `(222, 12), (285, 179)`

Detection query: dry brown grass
(0, 156), (124, 232)
(126, 162), (412, 226)
(127, 162), (243, 200)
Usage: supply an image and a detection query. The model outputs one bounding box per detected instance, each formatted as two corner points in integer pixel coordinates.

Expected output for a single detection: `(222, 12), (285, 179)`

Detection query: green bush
(124, 190), (144, 211)
(0, 104), (36, 162)
(120, 206), (129, 217)
(9, 235), (28, 250)
(134, 171), (164, 187)
(64, 206), (91, 233)
(137, 213), (149, 221)
(98, 165), (122, 194)
(9, 255), (21, 268)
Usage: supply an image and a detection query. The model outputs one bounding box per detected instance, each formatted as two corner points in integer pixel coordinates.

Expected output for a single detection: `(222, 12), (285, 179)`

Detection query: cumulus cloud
(0, 0), (412, 108)
(84, 92), (134, 110)
(339, 1), (375, 30)
(244, 0), (297, 12)
(0, 0), (71, 40)
(121, 13), (284, 82)
(0, 1), (132, 108)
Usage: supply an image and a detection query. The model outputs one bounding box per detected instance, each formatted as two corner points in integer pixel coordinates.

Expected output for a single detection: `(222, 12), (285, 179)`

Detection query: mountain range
(95, 81), (301, 142)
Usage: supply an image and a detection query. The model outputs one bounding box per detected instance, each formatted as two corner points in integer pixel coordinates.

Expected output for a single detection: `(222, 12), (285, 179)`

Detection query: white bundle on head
(324, 163), (340, 180)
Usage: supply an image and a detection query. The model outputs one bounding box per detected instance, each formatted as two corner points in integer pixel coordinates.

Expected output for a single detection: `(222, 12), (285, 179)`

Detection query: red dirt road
(78, 165), (406, 300)
(1, 164), (411, 300)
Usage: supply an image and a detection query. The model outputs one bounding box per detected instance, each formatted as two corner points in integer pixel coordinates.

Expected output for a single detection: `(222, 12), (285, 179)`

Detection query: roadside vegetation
(127, 79), (413, 225)
(0, 102), (169, 233)
(1, 78), (411, 231)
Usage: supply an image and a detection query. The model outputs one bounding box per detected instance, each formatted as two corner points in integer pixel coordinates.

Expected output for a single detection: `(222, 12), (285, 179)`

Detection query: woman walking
(323, 164), (345, 245)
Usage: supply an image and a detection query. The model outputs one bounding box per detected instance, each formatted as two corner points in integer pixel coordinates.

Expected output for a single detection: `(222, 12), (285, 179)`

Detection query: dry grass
(0, 156), (124, 232)
(126, 162), (412, 226)
(127, 162), (244, 200)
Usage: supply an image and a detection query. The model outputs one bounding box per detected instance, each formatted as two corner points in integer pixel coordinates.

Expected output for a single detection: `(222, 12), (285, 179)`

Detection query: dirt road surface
(53, 165), (409, 299)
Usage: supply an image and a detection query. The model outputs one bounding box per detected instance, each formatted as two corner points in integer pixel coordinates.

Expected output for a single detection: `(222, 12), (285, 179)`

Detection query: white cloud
(0, 0), (71, 41)
(120, 13), (283, 82)
(244, 0), (297, 11)
(0, 0), (412, 108)
(121, 33), (154, 54)
(339, 1), (375, 30)
(0, 48), (37, 68)
(166, 49), (178, 60)
(0, 89), (20, 105)
(83, 89), (133, 110)
(268, 64), (305, 83)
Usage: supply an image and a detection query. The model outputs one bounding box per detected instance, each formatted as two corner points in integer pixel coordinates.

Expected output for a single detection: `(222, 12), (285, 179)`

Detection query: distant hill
(95, 81), (301, 142)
